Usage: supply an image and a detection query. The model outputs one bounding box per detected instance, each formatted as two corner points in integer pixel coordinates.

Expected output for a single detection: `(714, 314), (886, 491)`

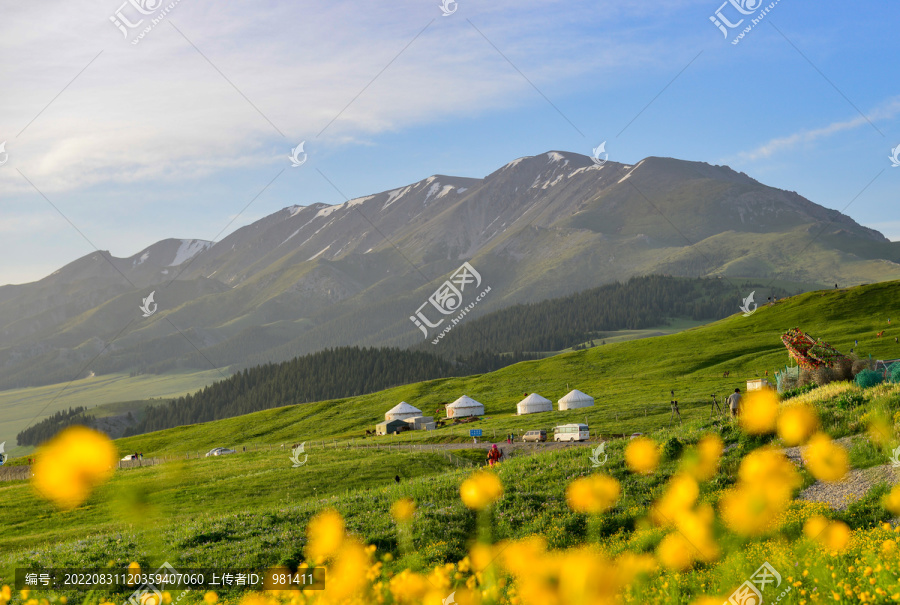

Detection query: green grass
(5, 281), (900, 602)
(0, 371), (221, 457)
(88, 280), (900, 458)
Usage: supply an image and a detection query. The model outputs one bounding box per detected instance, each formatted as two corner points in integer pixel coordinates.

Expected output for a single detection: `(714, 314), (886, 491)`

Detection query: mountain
(1, 152), (899, 389)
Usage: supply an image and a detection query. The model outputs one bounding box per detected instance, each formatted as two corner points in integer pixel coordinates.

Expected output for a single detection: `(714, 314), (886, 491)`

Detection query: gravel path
(783, 436), (900, 511)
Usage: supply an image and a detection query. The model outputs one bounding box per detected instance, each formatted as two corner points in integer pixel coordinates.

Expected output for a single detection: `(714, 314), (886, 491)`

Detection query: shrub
(662, 437), (683, 461)
(835, 391), (866, 410)
(782, 383), (817, 401)
(856, 369), (884, 389)
(890, 363), (900, 384)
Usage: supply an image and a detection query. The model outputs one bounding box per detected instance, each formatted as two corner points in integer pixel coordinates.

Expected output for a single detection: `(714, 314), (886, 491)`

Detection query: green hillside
(107, 280), (900, 457)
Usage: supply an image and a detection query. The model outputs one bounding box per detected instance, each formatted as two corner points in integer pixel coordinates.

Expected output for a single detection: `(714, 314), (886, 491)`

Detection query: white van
(554, 423), (589, 442)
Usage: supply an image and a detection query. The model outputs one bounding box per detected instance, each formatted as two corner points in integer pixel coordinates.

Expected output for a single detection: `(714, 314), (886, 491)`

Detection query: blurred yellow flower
(391, 497), (417, 522)
(882, 539), (897, 555)
(883, 485), (900, 515)
(803, 514), (829, 540)
(625, 437), (660, 475)
(460, 471), (503, 510)
(657, 504), (719, 570)
(306, 509), (345, 561)
(804, 433), (849, 482)
(691, 434), (724, 481)
(740, 389), (780, 434)
(31, 426), (117, 510)
(804, 516), (851, 552)
(565, 474), (620, 514)
(651, 473), (698, 526)
(1, 586), (10, 604)
(720, 448), (800, 536)
(777, 403), (819, 446)
(657, 532), (695, 571)
(202, 592), (217, 604)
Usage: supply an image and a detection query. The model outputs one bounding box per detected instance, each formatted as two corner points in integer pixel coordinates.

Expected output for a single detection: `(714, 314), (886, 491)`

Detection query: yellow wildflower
(460, 471), (503, 510)
(777, 403), (819, 446)
(306, 509), (345, 561)
(625, 437), (660, 475)
(566, 474), (621, 514)
(804, 433), (849, 482)
(391, 498), (417, 522)
(740, 389), (779, 434)
(31, 426), (117, 510)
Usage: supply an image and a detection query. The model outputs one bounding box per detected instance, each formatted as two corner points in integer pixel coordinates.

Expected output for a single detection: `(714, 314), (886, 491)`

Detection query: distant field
(0, 371), (222, 456)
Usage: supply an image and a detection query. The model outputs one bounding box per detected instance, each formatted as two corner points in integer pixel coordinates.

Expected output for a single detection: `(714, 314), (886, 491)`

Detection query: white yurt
(446, 395), (485, 418)
(558, 389), (595, 411)
(385, 401), (422, 422)
(517, 393), (553, 415)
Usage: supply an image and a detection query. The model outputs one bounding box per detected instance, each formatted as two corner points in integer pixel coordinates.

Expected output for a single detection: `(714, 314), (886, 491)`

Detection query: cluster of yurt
(516, 389), (595, 415)
(376, 388), (594, 431)
(377, 402), (436, 434)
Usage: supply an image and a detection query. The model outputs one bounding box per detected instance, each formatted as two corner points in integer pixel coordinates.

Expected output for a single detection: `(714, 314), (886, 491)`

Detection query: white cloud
(734, 96), (900, 162)
(0, 0), (691, 195)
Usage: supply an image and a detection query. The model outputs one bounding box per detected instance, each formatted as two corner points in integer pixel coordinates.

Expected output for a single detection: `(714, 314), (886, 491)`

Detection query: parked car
(523, 429), (547, 442)
(121, 454), (137, 461)
(205, 448), (236, 457)
(554, 424), (590, 442)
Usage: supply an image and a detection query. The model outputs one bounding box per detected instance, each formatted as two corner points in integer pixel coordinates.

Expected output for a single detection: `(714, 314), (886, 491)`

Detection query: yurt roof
(386, 401), (422, 415)
(518, 393), (552, 405)
(558, 389), (594, 404)
(448, 395), (484, 409)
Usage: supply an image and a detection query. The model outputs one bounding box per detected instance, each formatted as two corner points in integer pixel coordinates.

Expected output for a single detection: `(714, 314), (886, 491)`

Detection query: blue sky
(1, 0), (898, 285)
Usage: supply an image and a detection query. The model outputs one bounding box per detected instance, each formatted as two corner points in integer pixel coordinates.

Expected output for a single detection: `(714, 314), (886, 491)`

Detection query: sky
(1, 0), (898, 285)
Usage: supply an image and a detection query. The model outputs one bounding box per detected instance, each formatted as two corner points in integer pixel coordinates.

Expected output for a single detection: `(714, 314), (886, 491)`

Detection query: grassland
(4, 281), (900, 603)
(2, 380), (900, 603)
(0, 371), (222, 457)
(94, 280), (900, 457)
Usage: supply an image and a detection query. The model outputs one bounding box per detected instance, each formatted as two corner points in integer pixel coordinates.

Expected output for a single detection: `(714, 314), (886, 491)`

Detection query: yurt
(385, 401), (422, 422)
(517, 393), (553, 415)
(558, 389), (594, 411)
(446, 395), (485, 418)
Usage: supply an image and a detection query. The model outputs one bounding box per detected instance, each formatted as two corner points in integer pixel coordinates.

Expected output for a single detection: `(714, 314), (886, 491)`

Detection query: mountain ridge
(1, 150), (898, 390)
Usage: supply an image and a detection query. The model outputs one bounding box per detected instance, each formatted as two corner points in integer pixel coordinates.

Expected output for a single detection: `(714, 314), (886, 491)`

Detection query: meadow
(4, 281), (900, 603)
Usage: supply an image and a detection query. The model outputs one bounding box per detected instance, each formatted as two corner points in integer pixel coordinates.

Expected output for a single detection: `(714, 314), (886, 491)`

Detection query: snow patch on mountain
(383, 186), (412, 211)
(307, 244), (332, 261)
(134, 251), (150, 266)
(503, 157), (529, 170)
(169, 240), (211, 266)
(316, 204), (344, 218)
(425, 181), (442, 202)
(347, 195), (374, 208)
(437, 185), (456, 199)
(547, 152), (566, 163)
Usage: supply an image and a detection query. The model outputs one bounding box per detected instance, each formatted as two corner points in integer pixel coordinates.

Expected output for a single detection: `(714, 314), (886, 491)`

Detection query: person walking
(487, 444), (502, 467)
(727, 388), (742, 419)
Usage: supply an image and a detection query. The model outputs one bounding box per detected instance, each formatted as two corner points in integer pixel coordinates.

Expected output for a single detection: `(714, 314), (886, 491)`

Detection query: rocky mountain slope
(1, 151), (898, 389)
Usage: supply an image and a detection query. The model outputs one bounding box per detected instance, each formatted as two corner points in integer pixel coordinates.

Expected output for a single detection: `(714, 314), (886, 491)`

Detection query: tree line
(122, 347), (538, 438)
(415, 275), (791, 358)
(17, 407), (95, 446)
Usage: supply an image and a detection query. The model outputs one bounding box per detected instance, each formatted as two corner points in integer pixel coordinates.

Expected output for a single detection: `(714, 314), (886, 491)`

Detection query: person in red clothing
(487, 444), (503, 467)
